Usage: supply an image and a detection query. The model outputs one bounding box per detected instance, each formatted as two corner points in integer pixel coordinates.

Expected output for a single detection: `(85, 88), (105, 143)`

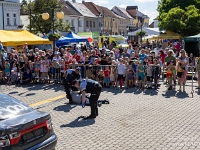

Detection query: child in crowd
(34, 57), (40, 78)
(127, 66), (135, 87)
(166, 60), (175, 89)
(12, 63), (18, 76)
(110, 66), (117, 87)
(152, 59), (160, 89)
(60, 59), (65, 83)
(177, 60), (184, 91)
(4, 59), (10, 81)
(137, 61), (145, 89)
(104, 66), (110, 87)
(146, 64), (152, 89)
(7, 70), (18, 85)
(97, 70), (104, 86)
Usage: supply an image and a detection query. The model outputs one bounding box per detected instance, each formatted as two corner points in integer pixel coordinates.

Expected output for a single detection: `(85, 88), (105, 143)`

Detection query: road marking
(29, 94), (66, 107)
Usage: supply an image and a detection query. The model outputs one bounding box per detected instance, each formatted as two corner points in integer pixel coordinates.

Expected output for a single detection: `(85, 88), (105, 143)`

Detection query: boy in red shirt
(104, 66), (110, 87)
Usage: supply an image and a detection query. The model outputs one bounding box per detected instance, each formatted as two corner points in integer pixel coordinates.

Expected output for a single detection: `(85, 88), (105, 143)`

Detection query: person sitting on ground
(21, 69), (32, 84)
(7, 70), (18, 85)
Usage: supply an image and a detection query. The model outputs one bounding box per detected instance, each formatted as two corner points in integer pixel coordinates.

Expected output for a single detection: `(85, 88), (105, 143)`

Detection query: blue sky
(79, 0), (159, 23)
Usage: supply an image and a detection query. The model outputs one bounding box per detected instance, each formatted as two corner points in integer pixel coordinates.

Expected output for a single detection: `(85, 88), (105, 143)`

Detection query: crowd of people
(0, 40), (199, 91)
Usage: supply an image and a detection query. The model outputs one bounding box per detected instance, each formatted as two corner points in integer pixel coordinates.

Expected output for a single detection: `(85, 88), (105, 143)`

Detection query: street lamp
(41, 9), (64, 51)
(139, 15), (147, 44)
(110, 18), (114, 35)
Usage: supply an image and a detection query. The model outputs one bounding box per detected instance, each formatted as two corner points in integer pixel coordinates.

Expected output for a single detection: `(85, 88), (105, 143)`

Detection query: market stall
(0, 30), (52, 46)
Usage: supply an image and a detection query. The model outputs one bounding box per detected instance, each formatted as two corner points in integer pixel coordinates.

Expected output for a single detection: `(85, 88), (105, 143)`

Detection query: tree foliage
(157, 0), (200, 36)
(136, 31), (146, 37)
(22, 0), (70, 34)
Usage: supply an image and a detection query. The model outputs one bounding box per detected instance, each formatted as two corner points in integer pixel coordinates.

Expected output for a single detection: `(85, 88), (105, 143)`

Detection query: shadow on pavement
(162, 90), (176, 98)
(176, 91), (189, 98)
(53, 103), (77, 112)
(60, 117), (95, 128)
(143, 89), (158, 96)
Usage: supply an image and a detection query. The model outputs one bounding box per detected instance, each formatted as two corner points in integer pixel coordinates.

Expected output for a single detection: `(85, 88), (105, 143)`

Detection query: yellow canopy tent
(157, 30), (182, 39)
(0, 30), (52, 46)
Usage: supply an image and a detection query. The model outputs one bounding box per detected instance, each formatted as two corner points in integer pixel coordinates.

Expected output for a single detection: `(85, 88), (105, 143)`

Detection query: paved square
(1, 81), (200, 150)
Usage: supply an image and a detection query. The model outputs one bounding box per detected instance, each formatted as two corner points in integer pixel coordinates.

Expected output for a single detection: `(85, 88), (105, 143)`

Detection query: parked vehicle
(0, 93), (57, 150)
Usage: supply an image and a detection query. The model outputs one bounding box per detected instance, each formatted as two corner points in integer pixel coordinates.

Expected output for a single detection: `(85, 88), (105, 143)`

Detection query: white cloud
(134, 0), (157, 3)
(93, 0), (109, 5)
(118, 4), (127, 8)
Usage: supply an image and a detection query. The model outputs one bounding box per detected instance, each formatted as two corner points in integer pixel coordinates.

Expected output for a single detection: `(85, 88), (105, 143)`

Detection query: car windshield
(116, 40), (126, 44)
(0, 94), (33, 121)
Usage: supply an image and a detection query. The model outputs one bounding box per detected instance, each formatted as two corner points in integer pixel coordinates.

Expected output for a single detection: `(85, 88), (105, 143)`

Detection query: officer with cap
(72, 79), (102, 119)
(64, 67), (82, 104)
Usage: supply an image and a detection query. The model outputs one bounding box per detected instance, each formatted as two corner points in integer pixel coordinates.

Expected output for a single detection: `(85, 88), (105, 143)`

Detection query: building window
(78, 20), (81, 27)
(93, 21), (95, 27)
(6, 13), (10, 25)
(104, 21), (106, 27)
(115, 22), (117, 28)
(86, 21), (89, 27)
(90, 21), (92, 27)
(108, 21), (109, 28)
(13, 14), (17, 26)
(71, 19), (74, 27)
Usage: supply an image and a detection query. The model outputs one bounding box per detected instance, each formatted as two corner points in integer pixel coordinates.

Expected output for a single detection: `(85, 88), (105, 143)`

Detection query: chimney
(72, 0), (76, 2)
(82, 0), (85, 4)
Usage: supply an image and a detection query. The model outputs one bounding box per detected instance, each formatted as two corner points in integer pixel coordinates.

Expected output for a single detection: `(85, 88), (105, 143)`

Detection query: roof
(126, 6), (138, 10)
(137, 11), (149, 18)
(83, 2), (100, 16)
(112, 11), (126, 19)
(96, 5), (117, 18)
(114, 7), (133, 19)
(61, 1), (82, 16)
(83, 2), (116, 18)
(67, 1), (96, 18)
(0, 30), (52, 46)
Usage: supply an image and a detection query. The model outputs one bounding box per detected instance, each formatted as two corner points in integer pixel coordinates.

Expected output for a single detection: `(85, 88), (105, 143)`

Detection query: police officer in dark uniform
(64, 67), (81, 104)
(72, 79), (102, 119)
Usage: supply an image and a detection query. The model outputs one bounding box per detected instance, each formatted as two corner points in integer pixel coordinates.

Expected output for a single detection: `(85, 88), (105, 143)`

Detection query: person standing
(196, 57), (200, 89)
(72, 79), (102, 119)
(63, 67), (81, 104)
(116, 59), (126, 89)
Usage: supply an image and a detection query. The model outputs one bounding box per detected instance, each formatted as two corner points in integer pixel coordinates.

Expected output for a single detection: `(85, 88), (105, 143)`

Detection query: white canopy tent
(128, 28), (159, 36)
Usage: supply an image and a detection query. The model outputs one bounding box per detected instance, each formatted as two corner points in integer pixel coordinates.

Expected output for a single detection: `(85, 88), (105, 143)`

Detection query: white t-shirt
(117, 63), (126, 75)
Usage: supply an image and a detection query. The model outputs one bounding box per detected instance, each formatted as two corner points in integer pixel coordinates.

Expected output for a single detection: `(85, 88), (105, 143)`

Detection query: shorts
(55, 68), (60, 73)
(5, 72), (10, 77)
(118, 74), (125, 81)
(166, 73), (172, 78)
(147, 76), (152, 82)
(104, 78), (110, 83)
(138, 73), (145, 81)
(128, 80), (133, 84)
(177, 72), (183, 78)
(35, 68), (40, 72)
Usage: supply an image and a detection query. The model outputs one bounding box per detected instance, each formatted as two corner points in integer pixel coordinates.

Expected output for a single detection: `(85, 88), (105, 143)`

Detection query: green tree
(25, 0), (70, 34)
(22, 0), (27, 6)
(136, 31), (146, 37)
(158, 0), (200, 36)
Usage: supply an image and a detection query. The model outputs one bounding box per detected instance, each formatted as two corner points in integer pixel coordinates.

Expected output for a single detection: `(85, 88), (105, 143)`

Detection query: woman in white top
(178, 49), (189, 91)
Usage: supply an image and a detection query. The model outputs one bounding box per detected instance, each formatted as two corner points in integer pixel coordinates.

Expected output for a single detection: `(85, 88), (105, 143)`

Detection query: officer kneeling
(72, 79), (102, 119)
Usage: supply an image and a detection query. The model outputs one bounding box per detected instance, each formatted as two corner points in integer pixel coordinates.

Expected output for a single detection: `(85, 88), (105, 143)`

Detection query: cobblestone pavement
(1, 81), (200, 150)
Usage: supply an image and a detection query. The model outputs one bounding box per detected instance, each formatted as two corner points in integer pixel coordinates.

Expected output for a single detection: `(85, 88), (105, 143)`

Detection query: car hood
(0, 110), (50, 135)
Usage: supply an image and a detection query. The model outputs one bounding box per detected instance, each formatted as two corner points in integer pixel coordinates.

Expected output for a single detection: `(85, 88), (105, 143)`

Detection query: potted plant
(48, 33), (61, 41)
